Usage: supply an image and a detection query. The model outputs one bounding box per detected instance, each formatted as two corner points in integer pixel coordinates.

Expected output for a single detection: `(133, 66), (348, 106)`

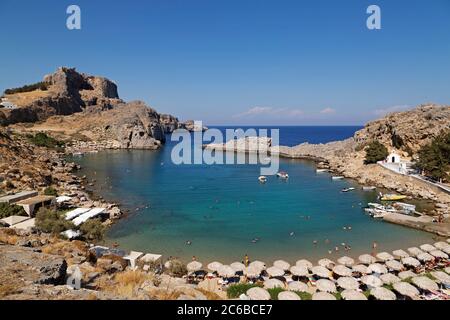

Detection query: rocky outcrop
(180, 120), (208, 132)
(159, 114), (179, 133)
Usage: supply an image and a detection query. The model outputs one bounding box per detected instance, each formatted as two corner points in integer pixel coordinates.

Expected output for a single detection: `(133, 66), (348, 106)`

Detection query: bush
(43, 187), (58, 196)
(35, 207), (74, 234)
(415, 131), (450, 182)
(294, 291), (312, 300)
(0, 203), (27, 218)
(80, 219), (105, 241)
(167, 259), (188, 277)
(227, 283), (261, 299)
(267, 287), (285, 300)
(364, 141), (388, 164)
(27, 132), (64, 149)
(4, 81), (48, 95)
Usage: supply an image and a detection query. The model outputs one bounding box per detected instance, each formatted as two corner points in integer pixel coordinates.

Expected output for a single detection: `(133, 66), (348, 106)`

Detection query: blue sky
(1, 0), (449, 125)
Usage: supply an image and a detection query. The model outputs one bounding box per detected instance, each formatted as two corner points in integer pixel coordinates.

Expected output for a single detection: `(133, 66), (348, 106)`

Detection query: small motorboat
(380, 194), (407, 201)
(362, 186), (376, 191)
(258, 176), (267, 183)
(341, 187), (355, 193)
(372, 210), (389, 219)
(276, 171), (289, 179)
(332, 176), (344, 180)
(316, 169), (328, 173)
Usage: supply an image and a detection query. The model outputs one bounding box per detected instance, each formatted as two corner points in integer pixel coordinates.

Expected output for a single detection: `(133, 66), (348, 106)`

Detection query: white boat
(276, 171), (289, 179)
(72, 152), (83, 156)
(341, 187), (355, 193)
(316, 169), (328, 173)
(332, 176), (344, 180)
(362, 186), (376, 191)
(258, 176), (267, 183)
(373, 210), (389, 219)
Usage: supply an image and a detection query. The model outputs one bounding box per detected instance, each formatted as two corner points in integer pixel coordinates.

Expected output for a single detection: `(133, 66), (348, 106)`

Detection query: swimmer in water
(290, 232), (295, 236)
(313, 240), (318, 245)
(335, 246), (339, 252)
(186, 240), (192, 245)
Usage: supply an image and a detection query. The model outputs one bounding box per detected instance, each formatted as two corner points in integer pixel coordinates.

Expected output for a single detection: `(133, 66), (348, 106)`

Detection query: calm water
(73, 126), (437, 264)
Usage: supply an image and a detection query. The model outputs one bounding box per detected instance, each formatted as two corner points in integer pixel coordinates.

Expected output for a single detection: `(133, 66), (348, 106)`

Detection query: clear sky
(1, 0), (449, 125)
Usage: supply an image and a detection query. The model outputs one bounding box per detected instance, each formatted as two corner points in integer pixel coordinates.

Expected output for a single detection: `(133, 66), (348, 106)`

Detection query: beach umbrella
(393, 282), (419, 299)
(230, 262), (245, 272)
(316, 279), (337, 293)
(411, 276), (438, 292)
(419, 244), (436, 252)
(290, 265), (309, 277)
(218, 265), (235, 277)
(430, 271), (450, 285)
(341, 289), (367, 300)
(442, 246), (450, 255)
(337, 277), (359, 290)
(273, 260), (290, 271)
(385, 260), (404, 272)
(266, 266), (285, 277)
(249, 261), (266, 270)
(429, 250), (448, 259)
(288, 281), (309, 292)
(376, 252), (394, 262)
(312, 266), (331, 278)
(361, 275), (383, 288)
(312, 292), (336, 300)
(380, 273), (401, 285)
(207, 261), (223, 272)
(187, 261), (203, 272)
(318, 258), (335, 269)
(337, 256), (355, 267)
(358, 254), (377, 265)
(244, 266), (261, 278)
(416, 252), (434, 262)
(444, 267), (450, 275)
(278, 291), (301, 300)
(433, 241), (450, 251)
(295, 259), (313, 270)
(398, 270), (417, 280)
(368, 263), (388, 274)
(392, 249), (409, 259)
(407, 247), (424, 257)
(264, 278), (285, 289)
(447, 238), (450, 244)
(246, 287), (271, 300)
(164, 261), (172, 269)
(370, 287), (396, 301)
(332, 265), (352, 277)
(352, 264), (371, 275)
(401, 257), (421, 268)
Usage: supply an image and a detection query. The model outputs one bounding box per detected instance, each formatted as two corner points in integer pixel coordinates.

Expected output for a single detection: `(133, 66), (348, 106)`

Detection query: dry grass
(5, 90), (51, 107)
(0, 230), (19, 245)
(99, 270), (154, 298)
(0, 283), (20, 298)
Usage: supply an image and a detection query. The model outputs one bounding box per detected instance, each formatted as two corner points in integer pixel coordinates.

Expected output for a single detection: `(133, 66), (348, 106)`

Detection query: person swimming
(290, 232), (295, 236)
(186, 240), (192, 245)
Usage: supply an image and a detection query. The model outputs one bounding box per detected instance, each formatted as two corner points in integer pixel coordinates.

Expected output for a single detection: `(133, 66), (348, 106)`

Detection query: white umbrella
(444, 267), (450, 275)
(278, 291), (301, 300)
(187, 261), (203, 272)
(411, 276), (438, 292)
(337, 256), (355, 267)
(368, 263), (388, 274)
(295, 259), (313, 270)
(385, 260), (404, 272)
(398, 270), (416, 280)
(352, 264), (371, 275)
(361, 275), (383, 288)
(230, 262), (245, 272)
(332, 265), (352, 277)
(416, 252), (434, 262)
(316, 279), (337, 293)
(290, 265), (309, 277)
(442, 246), (450, 255)
(244, 266), (261, 278)
(341, 289), (367, 300)
(430, 271), (450, 285)
(407, 247), (424, 257)
(447, 238), (450, 244)
(273, 260), (290, 271)
(246, 287), (270, 300)
(218, 265), (236, 277)
(392, 249), (409, 259)
(288, 281), (309, 292)
(312, 266), (331, 278)
(433, 241), (450, 251)
(401, 257), (421, 268)
(207, 261), (223, 272)
(312, 292), (336, 300)
(264, 278), (284, 289)
(429, 250), (448, 259)
(419, 243), (436, 252)
(376, 252), (394, 262)
(337, 277), (359, 290)
(380, 273), (401, 285)
(358, 254), (377, 265)
(318, 258), (335, 269)
(266, 266), (285, 277)
(249, 261), (266, 270)
(393, 282), (419, 298)
(370, 287), (396, 300)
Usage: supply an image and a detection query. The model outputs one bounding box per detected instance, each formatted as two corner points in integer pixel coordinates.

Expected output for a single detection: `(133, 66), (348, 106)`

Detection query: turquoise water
(73, 127), (437, 264)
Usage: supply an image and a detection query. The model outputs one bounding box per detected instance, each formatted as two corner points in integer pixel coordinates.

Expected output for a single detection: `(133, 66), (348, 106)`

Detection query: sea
(71, 126), (438, 264)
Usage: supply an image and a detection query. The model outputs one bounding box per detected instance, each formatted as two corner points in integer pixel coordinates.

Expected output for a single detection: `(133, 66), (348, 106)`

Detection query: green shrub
(364, 141), (388, 164)
(267, 287), (285, 300)
(35, 207), (74, 234)
(167, 259), (188, 277)
(0, 203), (27, 218)
(43, 187), (58, 196)
(294, 291), (312, 300)
(227, 283), (260, 299)
(4, 82), (48, 95)
(80, 219), (105, 241)
(415, 131), (450, 182)
(27, 132), (64, 149)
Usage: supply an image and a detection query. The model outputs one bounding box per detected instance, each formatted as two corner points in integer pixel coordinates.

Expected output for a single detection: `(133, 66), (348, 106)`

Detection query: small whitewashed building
(386, 151), (401, 164)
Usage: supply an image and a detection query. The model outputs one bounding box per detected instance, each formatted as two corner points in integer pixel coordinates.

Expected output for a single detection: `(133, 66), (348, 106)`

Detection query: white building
(386, 151), (401, 164)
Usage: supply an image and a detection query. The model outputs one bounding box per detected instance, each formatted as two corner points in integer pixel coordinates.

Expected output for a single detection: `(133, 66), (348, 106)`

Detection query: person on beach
(372, 241), (378, 255)
(244, 254), (250, 267)
(192, 256), (197, 261)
